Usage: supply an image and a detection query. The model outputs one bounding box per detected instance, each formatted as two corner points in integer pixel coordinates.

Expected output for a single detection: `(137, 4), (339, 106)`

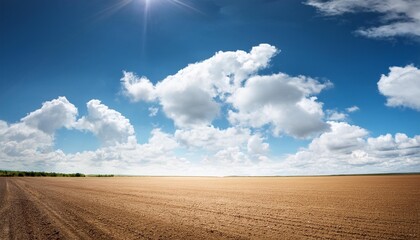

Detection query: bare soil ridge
(0, 176), (419, 239)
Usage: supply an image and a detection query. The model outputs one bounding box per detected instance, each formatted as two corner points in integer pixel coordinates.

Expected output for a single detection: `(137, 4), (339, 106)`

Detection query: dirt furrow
(65, 189), (407, 239)
(0, 179), (11, 239)
(14, 179), (120, 240)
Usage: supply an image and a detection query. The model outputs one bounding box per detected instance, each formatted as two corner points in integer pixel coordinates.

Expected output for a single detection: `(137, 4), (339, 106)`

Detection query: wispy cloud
(306, 0), (420, 39)
(148, 107), (159, 117)
(346, 106), (359, 113)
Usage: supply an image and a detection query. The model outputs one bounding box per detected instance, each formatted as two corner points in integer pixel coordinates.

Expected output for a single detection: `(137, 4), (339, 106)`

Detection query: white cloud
(89, 129), (178, 164)
(247, 134), (269, 155)
(0, 122), (54, 157)
(1, 109), (419, 175)
(206, 147), (253, 166)
(158, 85), (220, 127)
(346, 106), (359, 113)
(285, 121), (420, 173)
(147, 128), (179, 152)
(306, 0), (420, 38)
(21, 96), (78, 134)
(122, 44), (278, 127)
(368, 133), (420, 158)
(0, 96), (273, 175)
(0, 97), (78, 169)
(326, 110), (347, 121)
(308, 121), (368, 154)
(0, 97), (77, 160)
(0, 97), (140, 169)
(175, 125), (270, 167)
(121, 44), (333, 138)
(155, 44), (278, 127)
(0, 99), (240, 175)
(51, 128), (184, 174)
(378, 65), (420, 111)
(228, 74), (331, 138)
(75, 99), (136, 146)
(175, 125), (251, 151)
(327, 106), (361, 120)
(368, 134), (397, 151)
(326, 106), (359, 121)
(120, 71), (157, 102)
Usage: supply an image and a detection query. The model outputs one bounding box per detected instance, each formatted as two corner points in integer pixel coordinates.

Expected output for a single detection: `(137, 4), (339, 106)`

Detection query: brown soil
(0, 175), (419, 239)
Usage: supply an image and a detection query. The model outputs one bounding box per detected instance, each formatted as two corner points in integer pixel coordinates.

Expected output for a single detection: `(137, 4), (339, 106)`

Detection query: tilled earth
(0, 175), (419, 239)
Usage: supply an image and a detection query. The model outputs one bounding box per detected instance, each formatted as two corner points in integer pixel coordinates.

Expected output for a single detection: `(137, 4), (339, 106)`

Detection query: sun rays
(91, 0), (202, 51)
(93, 0), (202, 22)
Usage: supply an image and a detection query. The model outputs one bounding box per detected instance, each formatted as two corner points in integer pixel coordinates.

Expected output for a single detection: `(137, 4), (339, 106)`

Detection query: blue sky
(1, 0), (420, 175)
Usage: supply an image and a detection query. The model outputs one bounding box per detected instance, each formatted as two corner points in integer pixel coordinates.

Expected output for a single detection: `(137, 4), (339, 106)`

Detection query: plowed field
(1, 175), (419, 239)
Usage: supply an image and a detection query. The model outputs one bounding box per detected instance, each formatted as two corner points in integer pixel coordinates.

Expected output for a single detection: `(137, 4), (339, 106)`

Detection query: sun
(140, 0), (202, 14)
(92, 0), (202, 51)
(94, 0), (201, 22)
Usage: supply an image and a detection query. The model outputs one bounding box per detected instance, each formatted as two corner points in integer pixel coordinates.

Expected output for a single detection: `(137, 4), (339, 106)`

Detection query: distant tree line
(88, 174), (115, 177)
(0, 170), (85, 177)
(0, 170), (115, 177)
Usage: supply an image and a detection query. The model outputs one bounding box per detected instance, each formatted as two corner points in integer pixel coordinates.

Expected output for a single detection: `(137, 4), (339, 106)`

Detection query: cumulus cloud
(175, 126), (251, 151)
(120, 71), (157, 102)
(0, 97), (77, 160)
(34, 128), (185, 175)
(378, 65), (420, 111)
(155, 44), (278, 127)
(228, 74), (331, 138)
(306, 0), (420, 38)
(247, 134), (269, 155)
(0, 97), (79, 169)
(0, 97), (139, 167)
(308, 121), (368, 154)
(75, 99), (136, 146)
(76, 128), (178, 164)
(0, 122), (54, 157)
(206, 147), (253, 166)
(0, 98), (185, 174)
(158, 86), (220, 127)
(21, 96), (78, 134)
(175, 125), (270, 166)
(367, 133), (420, 159)
(285, 121), (420, 173)
(122, 44), (279, 127)
(122, 44), (332, 138)
(147, 128), (179, 151)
